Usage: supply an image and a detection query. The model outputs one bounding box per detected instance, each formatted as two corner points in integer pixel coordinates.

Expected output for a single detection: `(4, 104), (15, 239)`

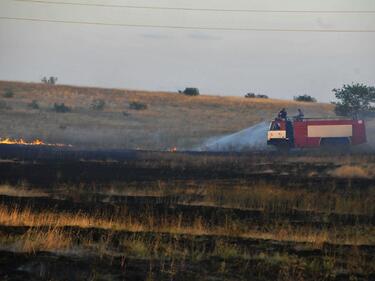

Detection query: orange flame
(169, 146), (177, 152)
(0, 138), (72, 147)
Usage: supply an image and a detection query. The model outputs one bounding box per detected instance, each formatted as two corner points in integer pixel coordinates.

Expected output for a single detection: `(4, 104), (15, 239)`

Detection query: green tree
(332, 83), (375, 116)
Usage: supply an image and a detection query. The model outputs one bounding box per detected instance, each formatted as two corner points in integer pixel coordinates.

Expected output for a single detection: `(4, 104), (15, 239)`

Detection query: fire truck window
(271, 122), (280, 130)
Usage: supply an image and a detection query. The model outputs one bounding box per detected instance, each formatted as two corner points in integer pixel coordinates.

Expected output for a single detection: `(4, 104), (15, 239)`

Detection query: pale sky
(0, 0), (375, 101)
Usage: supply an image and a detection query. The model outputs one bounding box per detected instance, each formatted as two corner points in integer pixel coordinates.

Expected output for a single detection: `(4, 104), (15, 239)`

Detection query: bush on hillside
(294, 95), (317, 102)
(129, 101), (148, 110)
(244, 93), (256, 98)
(91, 99), (106, 111)
(180, 88), (200, 96)
(53, 103), (71, 113)
(3, 88), (14, 98)
(28, 100), (40, 110)
(41, 76), (58, 85)
(245, 93), (269, 99)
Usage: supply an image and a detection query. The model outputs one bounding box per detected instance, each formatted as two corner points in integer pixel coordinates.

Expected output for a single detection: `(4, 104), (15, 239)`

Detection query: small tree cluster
(179, 88), (200, 96)
(129, 101), (148, 110)
(41, 76), (58, 85)
(294, 95), (317, 103)
(91, 99), (106, 111)
(28, 100), (40, 110)
(245, 93), (268, 99)
(3, 88), (14, 98)
(332, 83), (375, 117)
(53, 103), (71, 113)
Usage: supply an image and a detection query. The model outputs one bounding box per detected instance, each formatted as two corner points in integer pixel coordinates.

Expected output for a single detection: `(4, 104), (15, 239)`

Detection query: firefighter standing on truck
(278, 108), (287, 120)
(295, 109), (304, 121)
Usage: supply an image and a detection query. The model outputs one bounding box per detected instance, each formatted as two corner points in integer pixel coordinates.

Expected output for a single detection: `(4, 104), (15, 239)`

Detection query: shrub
(91, 99), (105, 111)
(181, 88), (200, 96)
(245, 93), (268, 99)
(53, 103), (71, 113)
(129, 101), (148, 110)
(0, 101), (11, 110)
(3, 88), (14, 98)
(41, 76), (58, 85)
(244, 93), (256, 98)
(294, 95), (317, 102)
(28, 100), (40, 110)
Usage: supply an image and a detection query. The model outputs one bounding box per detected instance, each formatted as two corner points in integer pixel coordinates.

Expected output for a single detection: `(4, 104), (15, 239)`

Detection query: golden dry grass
(19, 227), (72, 253)
(0, 80), (334, 149)
(0, 204), (373, 246)
(329, 165), (374, 179)
(0, 185), (48, 198)
(2, 227), (370, 280)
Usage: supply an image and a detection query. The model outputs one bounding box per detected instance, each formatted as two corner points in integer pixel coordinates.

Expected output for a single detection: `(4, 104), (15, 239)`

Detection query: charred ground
(0, 146), (374, 281)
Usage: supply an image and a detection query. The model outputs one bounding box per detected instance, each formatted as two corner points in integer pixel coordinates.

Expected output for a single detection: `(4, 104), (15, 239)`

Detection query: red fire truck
(267, 118), (366, 149)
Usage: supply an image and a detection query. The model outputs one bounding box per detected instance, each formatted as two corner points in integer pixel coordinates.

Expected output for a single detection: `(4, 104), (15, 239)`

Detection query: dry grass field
(0, 80), (334, 149)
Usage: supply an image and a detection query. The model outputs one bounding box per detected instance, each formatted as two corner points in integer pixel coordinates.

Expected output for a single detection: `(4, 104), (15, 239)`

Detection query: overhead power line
(11, 0), (375, 14)
(1, 16), (375, 32)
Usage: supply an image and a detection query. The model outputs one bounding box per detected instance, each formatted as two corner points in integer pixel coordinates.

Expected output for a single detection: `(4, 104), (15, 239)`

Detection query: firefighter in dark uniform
(278, 108), (287, 120)
(295, 109), (304, 121)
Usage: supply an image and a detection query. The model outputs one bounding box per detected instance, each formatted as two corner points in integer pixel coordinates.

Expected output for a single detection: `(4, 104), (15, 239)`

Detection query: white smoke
(197, 121), (271, 151)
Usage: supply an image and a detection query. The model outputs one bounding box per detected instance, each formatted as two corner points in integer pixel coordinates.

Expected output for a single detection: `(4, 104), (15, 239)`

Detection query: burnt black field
(0, 144), (374, 281)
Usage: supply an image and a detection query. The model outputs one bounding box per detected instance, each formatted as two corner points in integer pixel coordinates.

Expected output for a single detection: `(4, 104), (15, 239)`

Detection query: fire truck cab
(267, 118), (366, 149)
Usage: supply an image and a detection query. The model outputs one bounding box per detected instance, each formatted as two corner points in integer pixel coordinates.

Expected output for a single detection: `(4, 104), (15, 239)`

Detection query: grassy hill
(0, 81), (334, 150)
